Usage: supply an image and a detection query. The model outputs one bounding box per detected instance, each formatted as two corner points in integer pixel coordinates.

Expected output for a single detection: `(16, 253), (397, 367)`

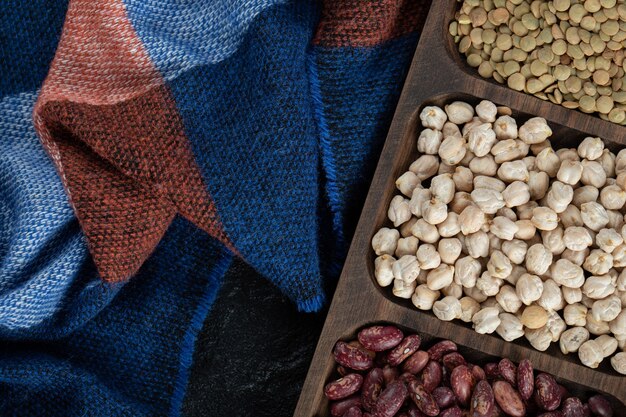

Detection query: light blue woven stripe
(123, 0), (288, 80)
(0, 92), (106, 336)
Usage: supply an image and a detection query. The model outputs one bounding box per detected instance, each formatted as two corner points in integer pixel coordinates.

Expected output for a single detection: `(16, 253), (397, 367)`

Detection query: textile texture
(0, 0), (431, 415)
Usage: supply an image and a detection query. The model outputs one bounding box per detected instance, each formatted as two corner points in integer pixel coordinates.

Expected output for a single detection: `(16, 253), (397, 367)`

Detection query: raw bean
(537, 412), (564, 417)
(588, 395), (613, 417)
(535, 373), (562, 411)
(330, 395), (362, 417)
(492, 380), (526, 417)
(400, 372), (420, 385)
(403, 351), (430, 374)
(440, 406), (463, 417)
(517, 359), (534, 401)
(484, 363), (501, 380)
(374, 379), (408, 417)
(451, 365), (475, 406)
(388, 335), (422, 366)
(470, 380), (495, 417)
(350, 340), (377, 359)
(422, 361), (443, 392)
(359, 326), (405, 352)
(562, 397), (585, 417)
(325, 374), (364, 400)
(334, 341), (375, 371)
(382, 365), (399, 386)
(441, 365), (451, 388)
(362, 368), (384, 412)
(427, 340), (458, 361)
(407, 404), (428, 417)
(408, 381), (440, 417)
(470, 364), (487, 381)
(433, 386), (456, 409)
(443, 352), (467, 371)
(344, 407), (363, 417)
(498, 358), (517, 387)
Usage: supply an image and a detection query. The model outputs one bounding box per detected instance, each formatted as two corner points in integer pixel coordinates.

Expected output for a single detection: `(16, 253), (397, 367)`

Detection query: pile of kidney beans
(325, 325), (614, 417)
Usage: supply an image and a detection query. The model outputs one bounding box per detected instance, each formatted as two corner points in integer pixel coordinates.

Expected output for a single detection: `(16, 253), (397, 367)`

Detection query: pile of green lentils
(449, 0), (626, 125)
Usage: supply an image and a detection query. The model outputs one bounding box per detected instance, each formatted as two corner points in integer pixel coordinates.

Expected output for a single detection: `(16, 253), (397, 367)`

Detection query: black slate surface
(183, 258), (327, 417)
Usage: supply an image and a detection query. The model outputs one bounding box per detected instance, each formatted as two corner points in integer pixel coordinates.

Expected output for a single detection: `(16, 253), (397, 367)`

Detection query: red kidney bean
(382, 364), (399, 386)
(344, 406), (363, 417)
(325, 374), (364, 400)
(441, 406), (463, 417)
(350, 340), (377, 360)
(442, 352), (467, 371)
(470, 380), (495, 417)
(516, 359), (534, 401)
(537, 412), (564, 417)
(557, 384), (569, 400)
(427, 340), (457, 361)
(433, 386), (456, 409)
(387, 335), (421, 366)
(334, 341), (374, 371)
(562, 397), (585, 417)
(535, 373), (562, 411)
(363, 414), (373, 417)
(399, 372), (419, 385)
(422, 361), (442, 392)
(402, 351), (430, 374)
(582, 404), (592, 417)
(588, 396), (613, 417)
(338, 365), (349, 377)
(374, 379), (408, 417)
(491, 402), (504, 417)
(492, 380), (526, 417)
(407, 403), (429, 417)
(498, 358), (517, 387)
(361, 368), (384, 412)
(470, 364), (486, 381)
(484, 363), (500, 380)
(451, 365), (474, 406)
(330, 395), (362, 417)
(358, 326), (404, 352)
(408, 381), (440, 417)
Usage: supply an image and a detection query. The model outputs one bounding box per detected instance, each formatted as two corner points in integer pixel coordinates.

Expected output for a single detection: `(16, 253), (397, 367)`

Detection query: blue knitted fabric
(0, 0), (427, 414)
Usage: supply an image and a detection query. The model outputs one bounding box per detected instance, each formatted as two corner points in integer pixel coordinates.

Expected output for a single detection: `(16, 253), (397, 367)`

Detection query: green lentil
(520, 35), (536, 51)
(609, 107), (626, 122)
(569, 4), (588, 23)
(508, 72), (526, 90)
(530, 59), (549, 76)
(579, 95), (597, 112)
(467, 54), (483, 67)
(496, 34), (513, 50)
(552, 39), (568, 55)
(478, 61), (495, 78)
(554, 0), (571, 12)
(554, 65), (572, 80)
(597, 95), (615, 113)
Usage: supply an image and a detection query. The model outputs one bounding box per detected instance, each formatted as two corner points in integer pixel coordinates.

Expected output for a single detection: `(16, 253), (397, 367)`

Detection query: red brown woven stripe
(34, 0), (233, 283)
(313, 0), (431, 47)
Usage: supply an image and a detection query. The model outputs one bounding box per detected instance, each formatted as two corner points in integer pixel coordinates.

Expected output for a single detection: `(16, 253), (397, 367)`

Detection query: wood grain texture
(294, 1), (626, 416)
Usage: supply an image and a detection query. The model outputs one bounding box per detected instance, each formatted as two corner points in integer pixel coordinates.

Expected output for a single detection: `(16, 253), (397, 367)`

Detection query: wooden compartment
(294, 2), (626, 416)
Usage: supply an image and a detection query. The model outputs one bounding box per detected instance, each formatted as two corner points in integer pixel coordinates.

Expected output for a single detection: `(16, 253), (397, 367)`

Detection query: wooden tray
(294, 1), (626, 416)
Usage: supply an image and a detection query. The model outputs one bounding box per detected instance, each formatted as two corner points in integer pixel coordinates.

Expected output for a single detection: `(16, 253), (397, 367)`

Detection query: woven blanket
(0, 0), (430, 415)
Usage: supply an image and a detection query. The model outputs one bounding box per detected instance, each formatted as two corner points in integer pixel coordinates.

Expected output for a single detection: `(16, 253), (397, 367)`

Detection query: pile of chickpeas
(372, 99), (626, 374)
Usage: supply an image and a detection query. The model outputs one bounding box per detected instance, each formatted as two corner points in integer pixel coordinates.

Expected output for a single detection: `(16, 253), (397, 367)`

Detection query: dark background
(183, 258), (327, 416)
